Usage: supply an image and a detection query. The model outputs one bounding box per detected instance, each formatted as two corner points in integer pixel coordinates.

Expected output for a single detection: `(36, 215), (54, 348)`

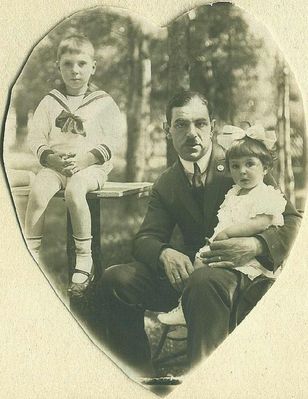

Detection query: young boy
(25, 35), (123, 297)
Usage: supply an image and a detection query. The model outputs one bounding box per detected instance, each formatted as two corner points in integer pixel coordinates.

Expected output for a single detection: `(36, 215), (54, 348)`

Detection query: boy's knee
(65, 178), (87, 203)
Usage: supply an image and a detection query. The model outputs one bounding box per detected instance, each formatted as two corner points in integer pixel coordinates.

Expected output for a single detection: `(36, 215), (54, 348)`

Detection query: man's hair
(225, 136), (274, 170)
(57, 34), (95, 61)
(166, 90), (211, 126)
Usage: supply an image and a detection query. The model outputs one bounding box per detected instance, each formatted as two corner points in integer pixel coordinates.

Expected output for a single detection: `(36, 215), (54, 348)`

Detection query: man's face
(169, 97), (213, 162)
(58, 51), (96, 95)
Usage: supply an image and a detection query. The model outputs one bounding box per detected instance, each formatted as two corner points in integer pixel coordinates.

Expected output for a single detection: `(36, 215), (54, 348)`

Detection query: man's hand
(159, 248), (194, 291)
(213, 231), (229, 241)
(200, 237), (264, 268)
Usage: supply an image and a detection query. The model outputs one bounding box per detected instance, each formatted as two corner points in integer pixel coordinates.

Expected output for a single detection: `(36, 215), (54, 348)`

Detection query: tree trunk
(276, 60), (295, 204)
(282, 67), (295, 204)
(276, 59), (286, 192)
(166, 16), (190, 166)
(126, 22), (151, 182)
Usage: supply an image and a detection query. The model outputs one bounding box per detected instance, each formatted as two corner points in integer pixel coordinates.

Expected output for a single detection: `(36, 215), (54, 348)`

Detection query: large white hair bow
(217, 124), (277, 151)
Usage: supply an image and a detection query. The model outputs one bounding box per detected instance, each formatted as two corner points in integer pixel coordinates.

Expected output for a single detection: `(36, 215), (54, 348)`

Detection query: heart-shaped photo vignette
(2, 2), (306, 396)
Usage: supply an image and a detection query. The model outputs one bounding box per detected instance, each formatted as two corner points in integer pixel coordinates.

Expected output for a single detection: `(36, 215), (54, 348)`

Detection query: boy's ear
(91, 60), (97, 75)
(163, 122), (171, 139)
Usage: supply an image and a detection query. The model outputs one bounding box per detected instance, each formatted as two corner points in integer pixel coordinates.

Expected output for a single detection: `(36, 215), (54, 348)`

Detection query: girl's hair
(225, 136), (274, 170)
(57, 35), (95, 61)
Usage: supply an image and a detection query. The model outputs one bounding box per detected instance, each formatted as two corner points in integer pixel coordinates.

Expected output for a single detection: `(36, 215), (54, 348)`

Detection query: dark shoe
(68, 266), (94, 298)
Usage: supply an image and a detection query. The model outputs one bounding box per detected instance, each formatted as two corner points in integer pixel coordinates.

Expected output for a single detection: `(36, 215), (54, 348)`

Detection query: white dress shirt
(179, 143), (213, 185)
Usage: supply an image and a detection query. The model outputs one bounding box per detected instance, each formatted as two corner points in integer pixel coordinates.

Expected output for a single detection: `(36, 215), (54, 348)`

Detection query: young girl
(158, 124), (286, 325)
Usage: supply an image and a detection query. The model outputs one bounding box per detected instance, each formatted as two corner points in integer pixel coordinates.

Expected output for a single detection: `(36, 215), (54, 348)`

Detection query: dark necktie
(192, 162), (204, 210)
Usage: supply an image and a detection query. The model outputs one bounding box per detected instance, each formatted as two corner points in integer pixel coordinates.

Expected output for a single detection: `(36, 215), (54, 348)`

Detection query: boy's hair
(166, 90), (212, 125)
(57, 35), (95, 61)
(225, 136), (274, 170)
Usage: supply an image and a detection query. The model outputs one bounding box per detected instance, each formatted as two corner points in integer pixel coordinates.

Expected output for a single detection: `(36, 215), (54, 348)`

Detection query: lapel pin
(217, 164), (224, 172)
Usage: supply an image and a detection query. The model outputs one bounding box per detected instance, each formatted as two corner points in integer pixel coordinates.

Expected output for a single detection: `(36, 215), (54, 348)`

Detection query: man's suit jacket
(133, 144), (301, 273)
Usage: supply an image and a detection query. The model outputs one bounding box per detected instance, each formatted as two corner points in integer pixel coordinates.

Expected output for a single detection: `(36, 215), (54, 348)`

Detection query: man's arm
(202, 174), (302, 271)
(255, 173), (302, 271)
(214, 214), (274, 241)
(133, 185), (176, 270)
(202, 206), (301, 271)
(133, 183), (194, 289)
(256, 199), (301, 271)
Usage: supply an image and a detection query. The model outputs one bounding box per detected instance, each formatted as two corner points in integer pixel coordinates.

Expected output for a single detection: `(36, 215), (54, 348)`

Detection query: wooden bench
(12, 181), (152, 281)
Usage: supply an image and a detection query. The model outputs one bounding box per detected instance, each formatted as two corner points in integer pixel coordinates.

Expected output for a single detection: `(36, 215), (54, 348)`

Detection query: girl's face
(229, 156), (268, 192)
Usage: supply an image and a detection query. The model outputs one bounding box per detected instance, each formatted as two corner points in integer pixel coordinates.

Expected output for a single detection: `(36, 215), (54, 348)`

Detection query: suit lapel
(202, 144), (229, 232)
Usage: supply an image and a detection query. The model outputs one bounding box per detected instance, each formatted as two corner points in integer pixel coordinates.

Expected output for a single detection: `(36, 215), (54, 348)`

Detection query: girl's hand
(193, 256), (205, 270)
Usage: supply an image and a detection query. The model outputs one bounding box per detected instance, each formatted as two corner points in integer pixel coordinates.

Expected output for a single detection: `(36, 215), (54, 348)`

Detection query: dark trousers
(94, 261), (273, 375)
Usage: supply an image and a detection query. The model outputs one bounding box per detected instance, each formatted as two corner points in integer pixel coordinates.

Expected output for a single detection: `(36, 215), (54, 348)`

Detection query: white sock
(72, 236), (93, 283)
(26, 236), (42, 263)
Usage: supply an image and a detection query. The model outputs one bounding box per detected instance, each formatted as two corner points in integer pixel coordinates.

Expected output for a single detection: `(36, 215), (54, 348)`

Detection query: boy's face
(58, 51), (96, 95)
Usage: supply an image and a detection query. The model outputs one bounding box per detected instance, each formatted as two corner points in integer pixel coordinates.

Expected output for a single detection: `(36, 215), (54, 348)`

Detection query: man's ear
(210, 118), (216, 133)
(163, 122), (172, 139)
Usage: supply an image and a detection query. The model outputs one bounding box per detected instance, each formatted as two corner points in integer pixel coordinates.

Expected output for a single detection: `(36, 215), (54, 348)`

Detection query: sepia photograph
(1, 1), (307, 397)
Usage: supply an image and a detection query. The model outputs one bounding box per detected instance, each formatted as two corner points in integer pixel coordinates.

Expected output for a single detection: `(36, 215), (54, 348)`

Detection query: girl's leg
(25, 169), (62, 260)
(65, 172), (98, 283)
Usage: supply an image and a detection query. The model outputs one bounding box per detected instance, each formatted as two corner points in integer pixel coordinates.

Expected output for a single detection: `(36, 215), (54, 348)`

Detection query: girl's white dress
(210, 182), (287, 279)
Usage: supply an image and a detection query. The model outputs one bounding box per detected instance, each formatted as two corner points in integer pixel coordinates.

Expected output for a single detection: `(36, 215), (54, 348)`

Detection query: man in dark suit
(96, 91), (301, 375)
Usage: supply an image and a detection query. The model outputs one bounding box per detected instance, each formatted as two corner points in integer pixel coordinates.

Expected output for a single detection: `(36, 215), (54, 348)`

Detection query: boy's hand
(46, 153), (72, 174)
(74, 153), (97, 170)
(62, 152), (98, 176)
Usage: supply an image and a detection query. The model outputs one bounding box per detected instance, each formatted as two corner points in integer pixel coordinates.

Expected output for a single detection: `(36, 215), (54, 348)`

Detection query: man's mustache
(185, 138), (202, 146)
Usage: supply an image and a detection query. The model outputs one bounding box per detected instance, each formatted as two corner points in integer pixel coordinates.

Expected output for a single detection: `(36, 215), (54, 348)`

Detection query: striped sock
(73, 236), (93, 282)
